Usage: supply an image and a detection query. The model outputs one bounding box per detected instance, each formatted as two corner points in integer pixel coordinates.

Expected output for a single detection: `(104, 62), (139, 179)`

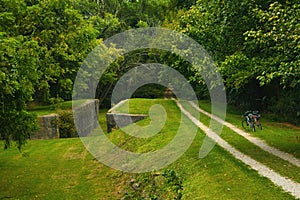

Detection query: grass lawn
(180, 100), (300, 183)
(0, 98), (298, 199)
(27, 99), (89, 116)
(110, 98), (166, 114)
(193, 100), (300, 159)
(0, 139), (122, 199)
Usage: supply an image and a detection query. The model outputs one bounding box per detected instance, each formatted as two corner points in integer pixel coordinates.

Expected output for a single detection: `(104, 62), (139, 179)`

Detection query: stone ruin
(31, 99), (99, 139)
(106, 100), (147, 133)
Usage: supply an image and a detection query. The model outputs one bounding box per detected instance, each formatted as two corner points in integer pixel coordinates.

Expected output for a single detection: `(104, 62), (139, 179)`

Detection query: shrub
(57, 111), (78, 138)
(132, 84), (165, 99)
(269, 88), (300, 125)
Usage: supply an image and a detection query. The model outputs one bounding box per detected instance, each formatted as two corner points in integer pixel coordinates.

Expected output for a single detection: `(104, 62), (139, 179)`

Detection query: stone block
(31, 114), (59, 139)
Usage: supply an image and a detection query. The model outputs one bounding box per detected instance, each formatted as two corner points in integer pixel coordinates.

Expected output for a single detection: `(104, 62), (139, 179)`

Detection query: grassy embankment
(0, 99), (299, 199)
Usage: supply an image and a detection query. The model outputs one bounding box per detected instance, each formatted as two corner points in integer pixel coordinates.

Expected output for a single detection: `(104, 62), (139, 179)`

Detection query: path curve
(188, 101), (300, 168)
(175, 100), (300, 199)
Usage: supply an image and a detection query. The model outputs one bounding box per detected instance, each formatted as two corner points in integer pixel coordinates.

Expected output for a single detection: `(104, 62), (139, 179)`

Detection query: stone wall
(31, 114), (59, 139)
(73, 99), (99, 136)
(106, 99), (147, 132)
(31, 99), (99, 139)
(106, 113), (147, 132)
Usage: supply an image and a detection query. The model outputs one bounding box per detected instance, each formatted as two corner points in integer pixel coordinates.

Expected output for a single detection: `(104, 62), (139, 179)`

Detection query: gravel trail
(189, 101), (300, 168)
(175, 100), (300, 199)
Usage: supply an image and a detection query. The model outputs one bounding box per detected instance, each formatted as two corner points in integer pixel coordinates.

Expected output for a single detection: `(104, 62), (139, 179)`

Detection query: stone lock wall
(73, 99), (99, 136)
(106, 99), (147, 133)
(31, 114), (59, 139)
(106, 113), (147, 133)
(31, 99), (99, 139)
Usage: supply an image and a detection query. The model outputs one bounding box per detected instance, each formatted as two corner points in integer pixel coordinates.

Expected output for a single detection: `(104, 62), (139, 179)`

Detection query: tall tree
(0, 0), (100, 148)
(168, 0), (300, 123)
(0, 34), (39, 149)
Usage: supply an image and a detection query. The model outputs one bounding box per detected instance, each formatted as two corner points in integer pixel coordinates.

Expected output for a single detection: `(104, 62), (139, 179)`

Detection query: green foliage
(175, 0), (251, 61)
(0, 28), (40, 149)
(132, 84), (165, 99)
(0, 110), (38, 150)
(49, 96), (64, 110)
(90, 13), (129, 39)
(0, 0), (99, 148)
(171, 0), (300, 123)
(220, 52), (253, 89)
(57, 111), (78, 138)
(268, 86), (300, 124)
(174, 0), (300, 89)
(116, 0), (178, 27)
(2, 0), (299, 149)
(73, 41), (123, 103)
(244, 1), (300, 88)
(1, 0), (100, 102)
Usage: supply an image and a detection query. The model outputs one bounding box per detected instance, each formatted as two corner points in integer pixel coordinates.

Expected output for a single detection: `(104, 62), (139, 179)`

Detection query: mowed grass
(106, 99), (295, 199)
(0, 99), (297, 199)
(27, 99), (89, 116)
(192, 100), (300, 159)
(180, 100), (300, 184)
(0, 139), (122, 199)
(111, 98), (165, 114)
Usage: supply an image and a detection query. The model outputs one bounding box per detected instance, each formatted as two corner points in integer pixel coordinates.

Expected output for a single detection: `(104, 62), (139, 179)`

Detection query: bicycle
(242, 111), (262, 132)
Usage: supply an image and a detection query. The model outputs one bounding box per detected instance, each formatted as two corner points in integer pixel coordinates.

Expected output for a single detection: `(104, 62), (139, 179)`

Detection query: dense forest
(0, 0), (299, 148)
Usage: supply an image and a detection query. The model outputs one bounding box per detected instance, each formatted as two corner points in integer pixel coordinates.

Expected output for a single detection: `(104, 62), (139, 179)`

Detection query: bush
(227, 80), (300, 125)
(57, 111), (78, 138)
(132, 84), (165, 99)
(268, 88), (300, 125)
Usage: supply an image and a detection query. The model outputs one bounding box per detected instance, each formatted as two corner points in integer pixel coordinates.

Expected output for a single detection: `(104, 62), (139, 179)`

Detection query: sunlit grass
(110, 98), (167, 114)
(27, 99), (89, 116)
(0, 139), (122, 199)
(180, 100), (300, 183)
(195, 100), (300, 159)
(0, 99), (298, 199)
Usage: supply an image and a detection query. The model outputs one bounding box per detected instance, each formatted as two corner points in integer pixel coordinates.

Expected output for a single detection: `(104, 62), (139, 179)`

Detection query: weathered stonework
(31, 99), (99, 139)
(106, 100), (147, 133)
(106, 113), (147, 132)
(31, 114), (59, 139)
(73, 99), (99, 136)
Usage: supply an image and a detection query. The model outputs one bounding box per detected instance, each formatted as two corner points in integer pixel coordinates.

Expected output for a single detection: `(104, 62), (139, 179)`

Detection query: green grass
(111, 98), (167, 114)
(98, 109), (109, 133)
(193, 100), (300, 159)
(0, 98), (298, 199)
(107, 99), (296, 199)
(180, 100), (300, 183)
(107, 99), (180, 151)
(27, 99), (88, 116)
(0, 139), (122, 199)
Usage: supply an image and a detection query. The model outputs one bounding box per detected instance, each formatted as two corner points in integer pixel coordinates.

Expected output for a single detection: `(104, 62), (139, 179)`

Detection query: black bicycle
(242, 111), (262, 132)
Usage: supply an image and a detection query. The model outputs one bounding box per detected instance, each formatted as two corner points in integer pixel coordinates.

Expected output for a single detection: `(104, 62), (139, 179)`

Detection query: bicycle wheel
(242, 119), (248, 129)
(250, 121), (256, 132)
(256, 121), (263, 130)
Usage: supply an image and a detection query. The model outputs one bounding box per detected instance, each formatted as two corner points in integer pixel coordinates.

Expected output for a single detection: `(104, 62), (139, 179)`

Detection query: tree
(167, 0), (300, 123)
(244, 1), (300, 88)
(0, 34), (39, 149)
(0, 0), (100, 148)
(28, 0), (99, 101)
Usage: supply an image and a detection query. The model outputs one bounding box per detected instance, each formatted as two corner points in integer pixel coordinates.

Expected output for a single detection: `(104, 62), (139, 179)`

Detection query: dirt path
(188, 101), (300, 168)
(175, 100), (300, 199)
